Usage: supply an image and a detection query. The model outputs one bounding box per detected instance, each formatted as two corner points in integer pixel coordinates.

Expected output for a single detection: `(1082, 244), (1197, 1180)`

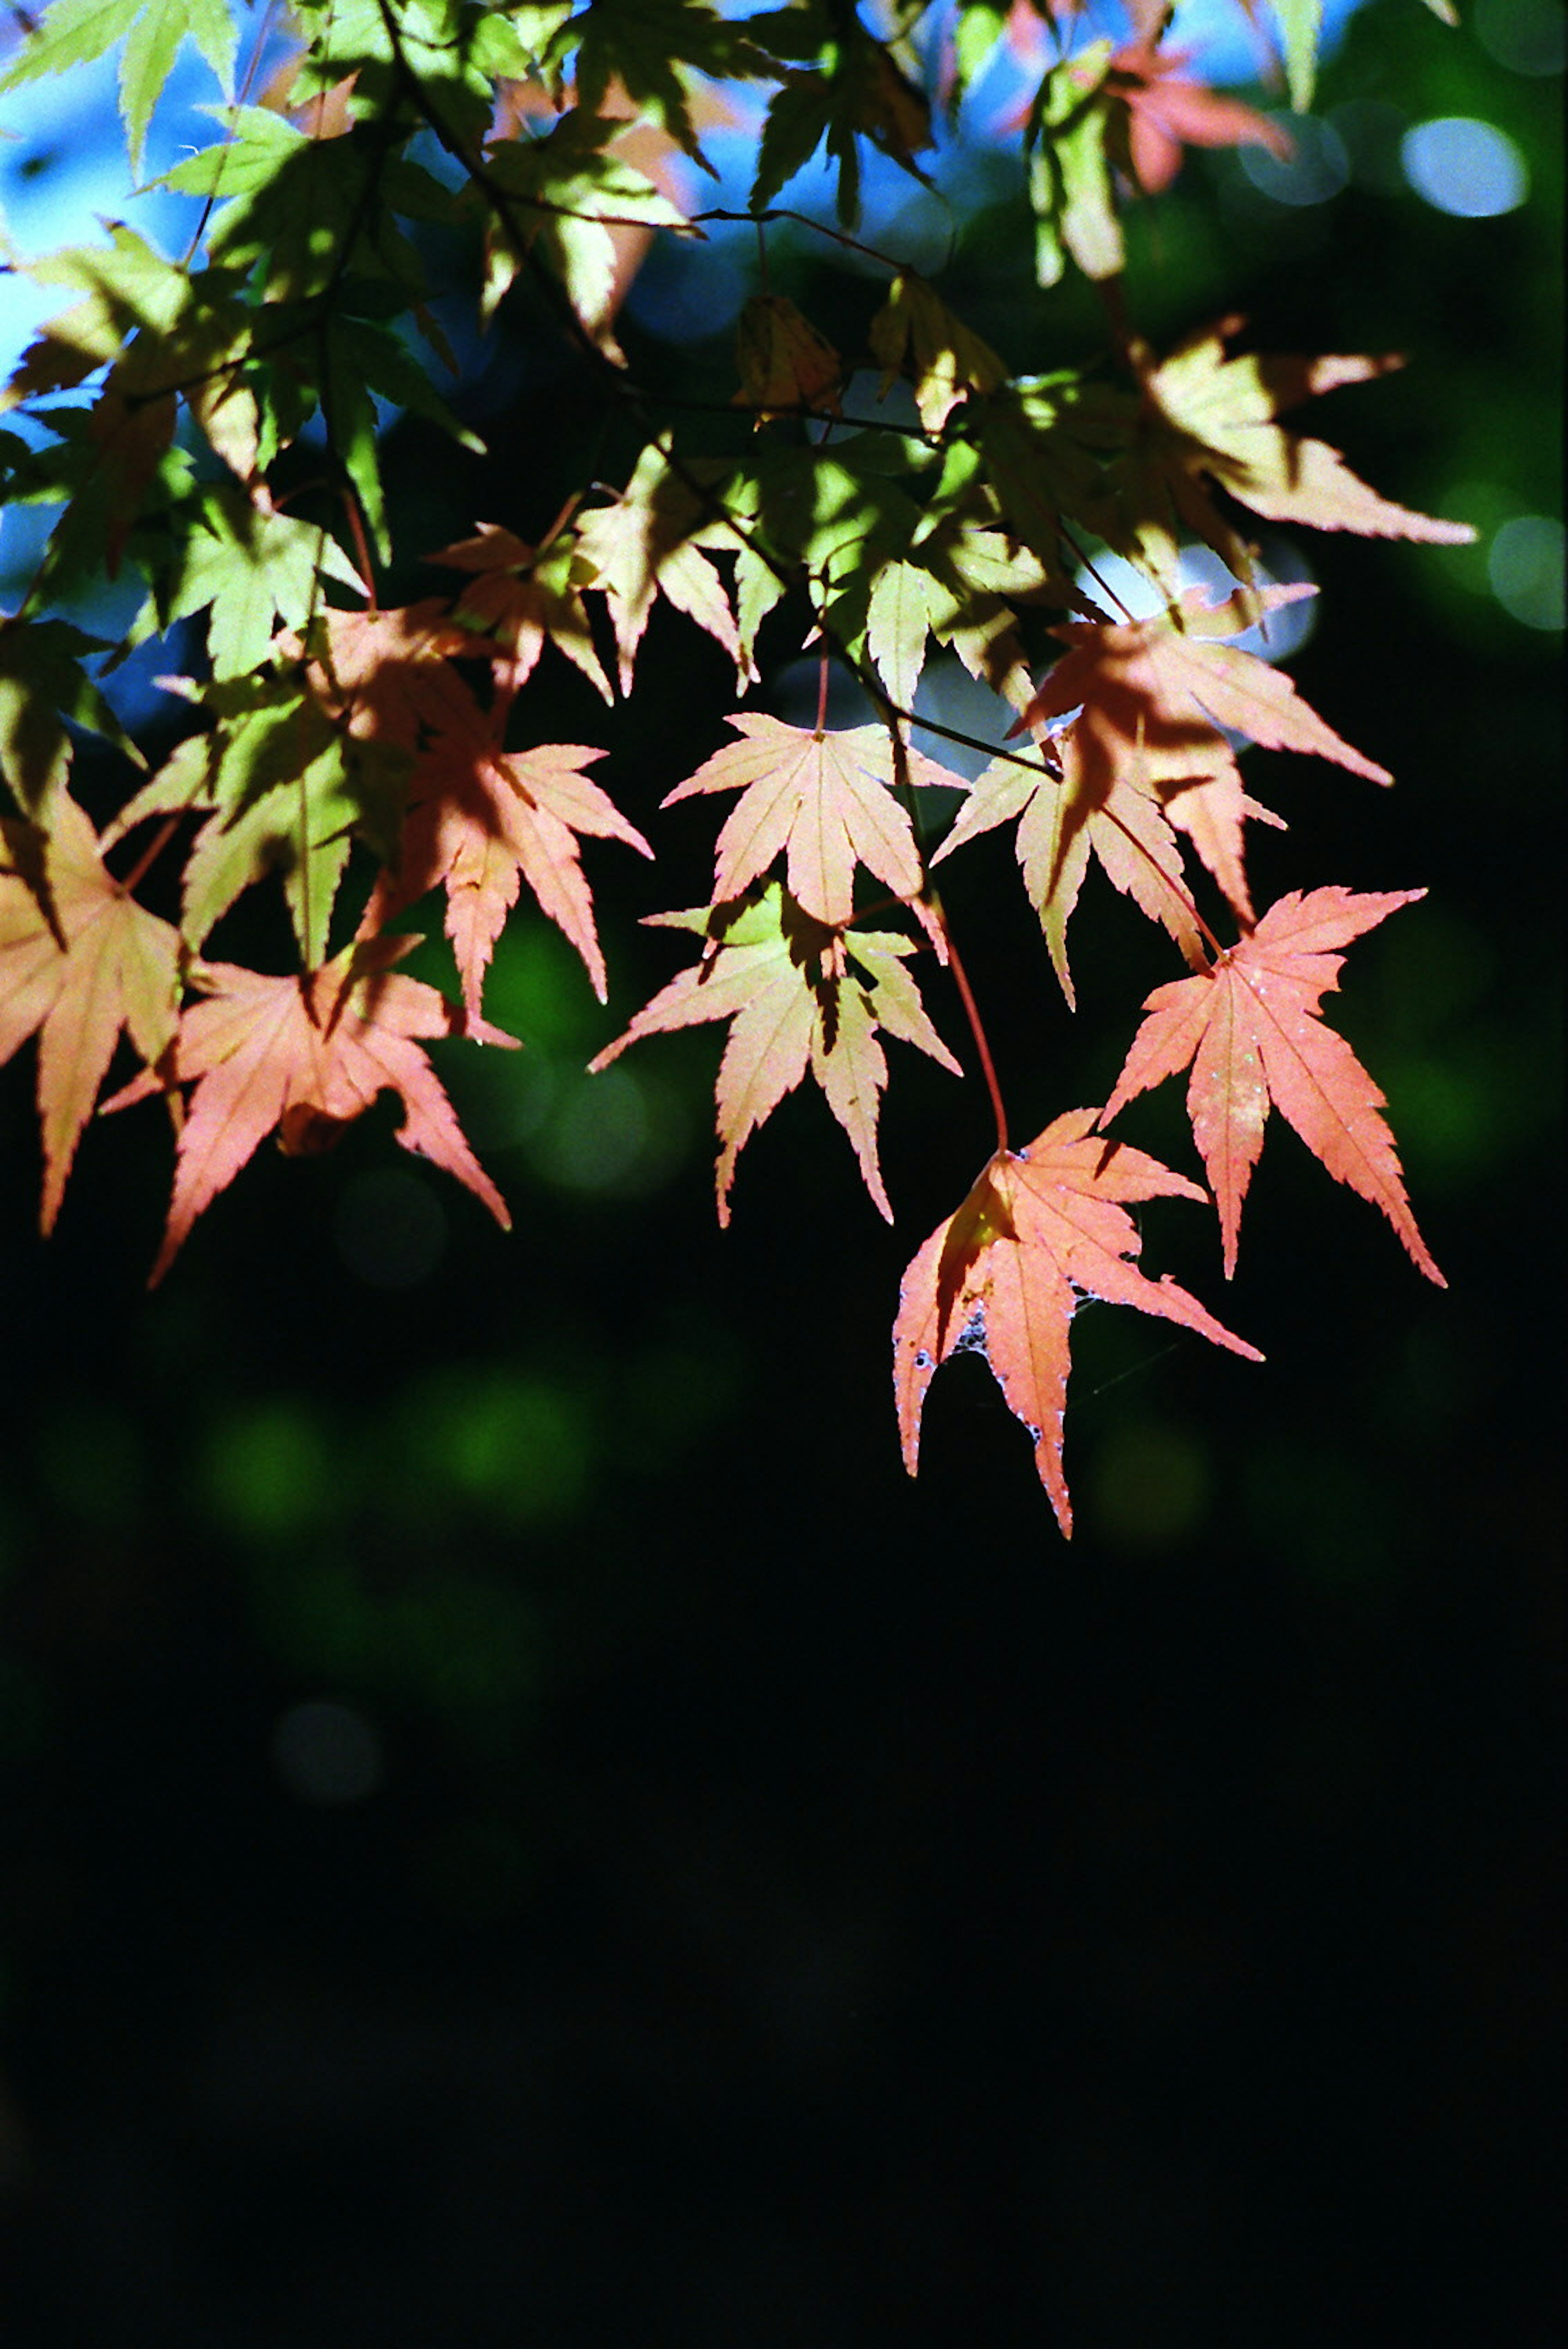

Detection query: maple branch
(700, 207), (909, 274)
(649, 387), (946, 442)
(882, 697), (1010, 1156)
(368, 0), (1251, 1029)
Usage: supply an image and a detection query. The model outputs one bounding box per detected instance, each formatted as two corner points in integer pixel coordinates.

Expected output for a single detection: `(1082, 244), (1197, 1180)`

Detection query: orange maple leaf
(287, 600), (484, 749)
(427, 523), (617, 706)
(664, 713), (968, 929)
(894, 1109), (1263, 1534)
(0, 790), (180, 1231)
(373, 706), (653, 1011)
(1100, 885), (1444, 1282)
(933, 723), (1205, 1006)
(103, 935), (516, 1284)
(1007, 584), (1385, 926)
(592, 882), (960, 1224)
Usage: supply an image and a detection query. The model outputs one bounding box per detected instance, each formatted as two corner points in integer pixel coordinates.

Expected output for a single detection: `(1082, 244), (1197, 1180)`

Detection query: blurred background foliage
(0, 1), (1560, 2338)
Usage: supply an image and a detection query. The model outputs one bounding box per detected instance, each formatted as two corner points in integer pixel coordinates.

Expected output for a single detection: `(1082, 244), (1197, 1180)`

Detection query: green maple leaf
(1025, 40), (1123, 288)
(558, 0), (772, 165)
(481, 118), (690, 352)
(572, 444), (744, 690)
(102, 673), (405, 964)
(285, 0), (523, 146)
(0, 617), (143, 813)
(865, 522), (1048, 713)
(155, 111), (444, 304)
(719, 438), (928, 668)
(868, 273), (1007, 434)
(1, 224), (200, 409)
(749, 3), (934, 224)
(948, 0), (1010, 113)
(0, 0), (236, 175)
(131, 484), (365, 680)
(1265, 0), (1323, 113)
(971, 374), (1116, 576)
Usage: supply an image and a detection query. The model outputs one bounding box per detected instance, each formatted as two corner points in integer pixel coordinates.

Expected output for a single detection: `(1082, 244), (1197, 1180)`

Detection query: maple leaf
(749, 4), (935, 227)
(371, 706), (652, 1011)
(102, 671), (408, 965)
(1105, 319), (1477, 593)
(894, 1110), (1263, 1534)
(663, 712), (968, 929)
(0, 789), (179, 1231)
(102, 935), (517, 1285)
(1100, 885), (1445, 1283)
(129, 482), (366, 681)
(572, 446), (745, 692)
(934, 723), (1205, 1006)
(868, 272), (1007, 434)
(559, 0), (771, 164)
(1107, 38), (1293, 196)
(152, 104), (446, 308)
(590, 881), (960, 1224)
(1008, 585), (1385, 926)
(864, 517), (1050, 713)
(1016, 37), (1125, 287)
(429, 523), (616, 705)
(0, 0), (236, 176)
(287, 601), (484, 751)
(733, 293), (842, 424)
(481, 114), (691, 358)
(0, 615), (143, 812)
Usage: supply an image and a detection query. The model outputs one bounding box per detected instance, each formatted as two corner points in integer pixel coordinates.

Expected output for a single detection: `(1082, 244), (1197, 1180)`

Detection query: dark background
(0, 6), (1560, 2341)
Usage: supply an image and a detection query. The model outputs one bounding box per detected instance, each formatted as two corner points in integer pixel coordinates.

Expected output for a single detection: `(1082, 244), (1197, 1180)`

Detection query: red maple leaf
(991, 11), (1290, 193)
(894, 1109), (1262, 1534)
(664, 713), (967, 929)
(0, 790), (179, 1231)
(372, 704), (652, 1011)
(103, 935), (516, 1283)
(1100, 885), (1444, 1282)
(1109, 38), (1294, 196)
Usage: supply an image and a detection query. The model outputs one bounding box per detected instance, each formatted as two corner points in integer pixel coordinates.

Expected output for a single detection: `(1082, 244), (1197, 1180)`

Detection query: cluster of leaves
(0, 0), (1467, 1528)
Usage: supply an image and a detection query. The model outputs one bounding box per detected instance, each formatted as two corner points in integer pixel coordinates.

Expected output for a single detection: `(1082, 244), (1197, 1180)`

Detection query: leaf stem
(114, 813), (183, 900)
(932, 895), (1009, 1156)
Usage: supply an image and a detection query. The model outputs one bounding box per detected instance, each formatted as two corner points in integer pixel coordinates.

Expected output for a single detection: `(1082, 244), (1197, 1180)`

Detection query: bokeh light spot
(1073, 542), (1318, 665)
(1487, 515), (1565, 631)
(1400, 118), (1528, 217)
(203, 1404), (337, 1540)
(417, 1370), (591, 1526)
(1088, 1422), (1211, 1552)
(270, 1699), (383, 1806)
(1238, 115), (1349, 207)
(1474, 0), (1567, 78)
(334, 1166), (448, 1289)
